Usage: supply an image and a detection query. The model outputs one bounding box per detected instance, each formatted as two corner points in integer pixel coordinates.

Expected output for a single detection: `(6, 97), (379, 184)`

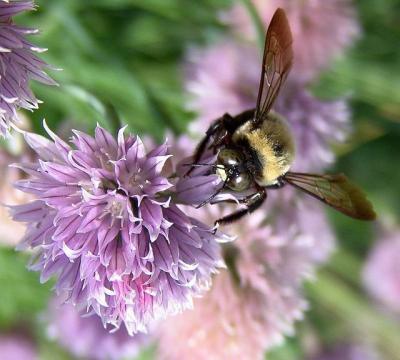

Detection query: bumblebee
(187, 8), (376, 225)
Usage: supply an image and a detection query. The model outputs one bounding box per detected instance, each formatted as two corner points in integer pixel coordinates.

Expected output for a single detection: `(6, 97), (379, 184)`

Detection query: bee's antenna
(182, 163), (209, 167)
(182, 163), (225, 170)
(195, 178), (228, 209)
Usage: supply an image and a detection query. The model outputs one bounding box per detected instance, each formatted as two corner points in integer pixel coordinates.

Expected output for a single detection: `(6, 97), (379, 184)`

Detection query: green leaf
(134, 345), (156, 360)
(0, 247), (51, 329)
(333, 134), (400, 221)
(328, 209), (375, 257)
(267, 337), (303, 360)
(307, 272), (400, 359)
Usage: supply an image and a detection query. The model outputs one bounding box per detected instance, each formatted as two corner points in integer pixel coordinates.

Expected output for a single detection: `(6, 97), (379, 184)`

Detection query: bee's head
(216, 148), (252, 192)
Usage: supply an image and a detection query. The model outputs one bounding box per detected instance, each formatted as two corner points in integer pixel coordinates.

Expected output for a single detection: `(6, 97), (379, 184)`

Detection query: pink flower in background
(0, 127), (34, 246)
(185, 40), (351, 172)
(0, 333), (37, 360)
(159, 270), (272, 360)
(0, 1), (56, 137)
(0, 148), (28, 245)
(47, 300), (150, 360)
(227, 0), (360, 82)
(10, 124), (224, 334)
(158, 197), (334, 359)
(275, 83), (350, 171)
(185, 41), (259, 134)
(363, 227), (400, 313)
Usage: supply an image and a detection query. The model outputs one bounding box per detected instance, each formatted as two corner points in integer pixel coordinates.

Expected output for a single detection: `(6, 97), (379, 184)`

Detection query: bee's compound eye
(227, 172), (251, 192)
(217, 148), (242, 166)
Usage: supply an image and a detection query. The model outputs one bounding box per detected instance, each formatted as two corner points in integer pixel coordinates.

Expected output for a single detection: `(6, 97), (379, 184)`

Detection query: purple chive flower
(47, 299), (150, 360)
(226, 0), (360, 82)
(0, 1), (56, 137)
(0, 333), (37, 360)
(363, 226), (400, 314)
(275, 84), (350, 172)
(185, 41), (351, 173)
(11, 123), (223, 334)
(185, 41), (259, 135)
(158, 198), (335, 360)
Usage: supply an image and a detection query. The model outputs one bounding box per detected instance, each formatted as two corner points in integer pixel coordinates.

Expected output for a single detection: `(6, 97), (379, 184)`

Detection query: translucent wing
(254, 8), (293, 124)
(284, 172), (376, 220)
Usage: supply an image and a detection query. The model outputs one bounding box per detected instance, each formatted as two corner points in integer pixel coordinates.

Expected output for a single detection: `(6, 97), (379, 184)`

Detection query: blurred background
(0, 0), (400, 359)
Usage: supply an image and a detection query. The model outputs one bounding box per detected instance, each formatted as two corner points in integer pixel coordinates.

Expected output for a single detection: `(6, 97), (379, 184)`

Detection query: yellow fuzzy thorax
(232, 113), (295, 186)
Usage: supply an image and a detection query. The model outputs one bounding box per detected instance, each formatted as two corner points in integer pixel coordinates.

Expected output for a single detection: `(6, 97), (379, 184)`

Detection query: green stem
(238, 0), (265, 52)
(326, 250), (363, 288)
(307, 271), (400, 358)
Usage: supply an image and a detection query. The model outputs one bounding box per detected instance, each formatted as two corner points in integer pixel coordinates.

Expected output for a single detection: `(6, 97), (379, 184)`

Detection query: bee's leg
(209, 110), (256, 155)
(215, 188), (267, 226)
(209, 191), (261, 205)
(195, 179), (228, 209)
(186, 109), (255, 176)
(186, 114), (232, 176)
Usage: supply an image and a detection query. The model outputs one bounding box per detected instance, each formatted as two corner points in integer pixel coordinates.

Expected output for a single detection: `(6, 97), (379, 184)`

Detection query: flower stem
(238, 0), (265, 52)
(326, 250), (363, 288)
(307, 271), (400, 358)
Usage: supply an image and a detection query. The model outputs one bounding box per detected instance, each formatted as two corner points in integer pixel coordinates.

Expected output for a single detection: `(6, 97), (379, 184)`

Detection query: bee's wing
(283, 172), (376, 220)
(254, 8), (293, 125)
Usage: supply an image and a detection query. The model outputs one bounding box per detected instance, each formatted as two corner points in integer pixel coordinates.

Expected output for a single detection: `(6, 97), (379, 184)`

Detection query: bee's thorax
(232, 112), (295, 186)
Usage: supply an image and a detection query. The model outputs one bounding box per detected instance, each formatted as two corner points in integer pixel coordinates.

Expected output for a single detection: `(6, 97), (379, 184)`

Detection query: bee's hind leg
(215, 187), (267, 226)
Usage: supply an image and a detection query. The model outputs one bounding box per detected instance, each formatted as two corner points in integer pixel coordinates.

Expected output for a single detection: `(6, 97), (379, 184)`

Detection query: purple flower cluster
(363, 226), (400, 314)
(47, 299), (149, 360)
(0, 1), (56, 137)
(275, 84), (350, 171)
(11, 124), (223, 334)
(0, 333), (37, 360)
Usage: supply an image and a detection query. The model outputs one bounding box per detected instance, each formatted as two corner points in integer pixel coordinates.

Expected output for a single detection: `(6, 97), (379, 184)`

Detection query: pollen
(107, 199), (124, 219)
(216, 167), (228, 181)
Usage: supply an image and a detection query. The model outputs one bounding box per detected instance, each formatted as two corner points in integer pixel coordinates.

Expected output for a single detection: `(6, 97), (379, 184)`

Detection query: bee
(186, 8), (376, 226)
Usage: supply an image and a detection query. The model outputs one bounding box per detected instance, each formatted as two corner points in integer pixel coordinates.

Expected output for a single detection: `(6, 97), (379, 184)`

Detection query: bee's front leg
(186, 109), (255, 176)
(186, 113), (232, 176)
(214, 188), (267, 226)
